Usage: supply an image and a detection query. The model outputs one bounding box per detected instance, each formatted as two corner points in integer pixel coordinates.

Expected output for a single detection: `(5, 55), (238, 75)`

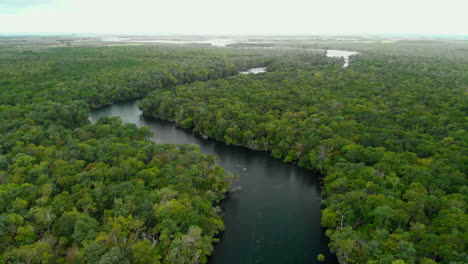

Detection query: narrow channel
(89, 100), (336, 264)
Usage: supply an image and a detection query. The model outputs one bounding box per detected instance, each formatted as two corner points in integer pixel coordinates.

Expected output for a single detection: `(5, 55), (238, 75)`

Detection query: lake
(89, 100), (336, 264)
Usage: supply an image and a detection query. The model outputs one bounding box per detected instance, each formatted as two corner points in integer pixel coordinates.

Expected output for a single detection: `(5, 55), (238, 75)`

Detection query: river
(89, 100), (336, 264)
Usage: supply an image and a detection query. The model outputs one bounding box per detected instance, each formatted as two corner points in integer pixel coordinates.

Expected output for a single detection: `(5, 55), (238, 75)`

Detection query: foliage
(140, 42), (468, 263)
(1, 38), (466, 263)
(0, 44), (280, 263)
(0, 117), (234, 263)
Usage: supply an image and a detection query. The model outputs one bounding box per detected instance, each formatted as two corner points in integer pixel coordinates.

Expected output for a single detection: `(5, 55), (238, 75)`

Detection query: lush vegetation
(0, 117), (233, 263)
(0, 43), (330, 263)
(0, 45), (330, 108)
(140, 43), (468, 263)
(1, 38), (466, 264)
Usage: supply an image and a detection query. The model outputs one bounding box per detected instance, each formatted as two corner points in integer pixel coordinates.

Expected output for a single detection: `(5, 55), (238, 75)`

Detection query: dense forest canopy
(0, 40), (342, 263)
(139, 41), (468, 263)
(0, 37), (467, 264)
(0, 42), (331, 263)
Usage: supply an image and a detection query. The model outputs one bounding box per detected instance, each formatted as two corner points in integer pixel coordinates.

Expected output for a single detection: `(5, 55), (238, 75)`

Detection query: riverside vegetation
(139, 42), (468, 264)
(0, 42), (334, 263)
(0, 38), (467, 263)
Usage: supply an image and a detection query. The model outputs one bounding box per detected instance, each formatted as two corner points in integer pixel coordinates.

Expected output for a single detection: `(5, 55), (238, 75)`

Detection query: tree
(11, 242), (52, 264)
(317, 254), (325, 262)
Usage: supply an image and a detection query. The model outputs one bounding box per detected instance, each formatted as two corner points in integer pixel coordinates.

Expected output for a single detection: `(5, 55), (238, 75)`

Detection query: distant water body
(326, 49), (359, 67)
(100, 37), (359, 68)
(239, 67), (267, 74)
(101, 37), (271, 47)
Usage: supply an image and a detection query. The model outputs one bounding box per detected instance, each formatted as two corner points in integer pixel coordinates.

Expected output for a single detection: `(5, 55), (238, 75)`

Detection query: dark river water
(89, 100), (335, 264)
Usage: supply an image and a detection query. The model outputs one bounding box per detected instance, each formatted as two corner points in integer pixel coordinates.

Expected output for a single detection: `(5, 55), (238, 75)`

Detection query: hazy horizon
(1, 0), (467, 36)
(1, 33), (468, 38)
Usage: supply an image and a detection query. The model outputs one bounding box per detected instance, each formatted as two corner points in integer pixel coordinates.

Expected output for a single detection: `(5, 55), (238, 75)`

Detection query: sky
(0, 0), (467, 35)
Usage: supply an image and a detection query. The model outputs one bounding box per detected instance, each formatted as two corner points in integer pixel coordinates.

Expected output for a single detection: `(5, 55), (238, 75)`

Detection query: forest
(0, 42), (337, 263)
(0, 38), (467, 263)
(139, 42), (468, 263)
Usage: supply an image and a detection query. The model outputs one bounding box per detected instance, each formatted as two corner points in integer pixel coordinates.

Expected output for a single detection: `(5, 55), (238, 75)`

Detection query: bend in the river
(89, 99), (336, 264)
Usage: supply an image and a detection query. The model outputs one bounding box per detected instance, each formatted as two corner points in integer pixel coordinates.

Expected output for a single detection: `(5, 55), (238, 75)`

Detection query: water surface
(89, 100), (335, 264)
(239, 67), (267, 74)
(326, 49), (359, 67)
(101, 37), (271, 47)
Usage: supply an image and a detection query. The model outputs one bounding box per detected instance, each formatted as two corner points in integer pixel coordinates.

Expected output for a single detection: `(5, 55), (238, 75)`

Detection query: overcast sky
(0, 0), (467, 35)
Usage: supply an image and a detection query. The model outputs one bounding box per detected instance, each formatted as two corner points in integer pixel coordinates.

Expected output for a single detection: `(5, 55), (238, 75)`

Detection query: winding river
(89, 100), (336, 264)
